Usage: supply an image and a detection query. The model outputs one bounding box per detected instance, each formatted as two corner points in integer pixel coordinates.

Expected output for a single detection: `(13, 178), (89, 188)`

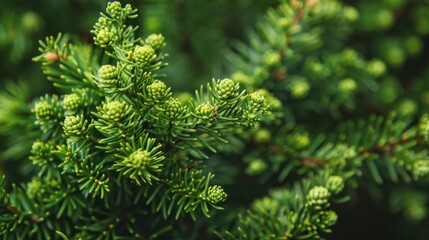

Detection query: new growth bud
(147, 80), (168, 101)
(94, 28), (115, 48)
(307, 186), (330, 207)
(99, 65), (117, 80)
(128, 149), (151, 168)
(27, 177), (43, 199)
(63, 94), (82, 111)
(30, 140), (55, 164)
(63, 115), (88, 137)
(102, 101), (129, 122)
(145, 34), (166, 50)
(195, 103), (214, 119)
(216, 78), (239, 100)
(207, 185), (227, 204)
(326, 176), (345, 195)
(133, 45), (156, 65)
(321, 210), (338, 227)
(413, 160), (429, 180)
(32, 95), (62, 120)
(106, 1), (122, 20)
(164, 98), (185, 119)
(249, 92), (266, 111)
(33, 101), (55, 120)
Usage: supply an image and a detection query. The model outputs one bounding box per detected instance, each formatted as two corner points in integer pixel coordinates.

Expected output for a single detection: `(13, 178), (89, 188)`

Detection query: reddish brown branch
(292, 7), (305, 26)
(300, 157), (323, 167)
(359, 135), (416, 156)
(2, 202), (41, 223)
(5, 204), (20, 215)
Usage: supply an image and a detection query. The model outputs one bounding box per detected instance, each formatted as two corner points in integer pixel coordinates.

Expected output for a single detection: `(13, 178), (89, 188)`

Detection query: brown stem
(2, 202), (41, 223)
(5, 204), (21, 215)
(359, 135), (417, 156)
(291, 7), (305, 26)
(298, 135), (419, 167)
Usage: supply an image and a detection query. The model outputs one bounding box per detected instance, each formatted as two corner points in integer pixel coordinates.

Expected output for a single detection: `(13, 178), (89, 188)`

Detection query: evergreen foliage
(0, 2), (266, 239)
(1, 0), (429, 239)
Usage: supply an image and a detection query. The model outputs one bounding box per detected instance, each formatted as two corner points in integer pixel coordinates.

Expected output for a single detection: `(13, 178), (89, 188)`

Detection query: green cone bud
(164, 98), (185, 119)
(128, 149), (151, 168)
(307, 186), (330, 207)
(133, 45), (156, 65)
(63, 115), (88, 137)
(27, 177), (44, 199)
(249, 92), (266, 111)
(106, 1), (122, 19)
(326, 176), (345, 194)
(97, 65), (119, 89)
(94, 28), (115, 48)
(99, 65), (117, 80)
(207, 185), (227, 204)
(102, 101), (129, 122)
(30, 140), (55, 165)
(413, 160), (429, 179)
(216, 78), (239, 100)
(63, 94), (82, 111)
(33, 101), (55, 119)
(243, 110), (259, 127)
(96, 17), (109, 27)
(33, 95), (62, 121)
(147, 80), (167, 100)
(145, 34), (165, 50)
(321, 210), (338, 227)
(195, 103), (214, 119)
